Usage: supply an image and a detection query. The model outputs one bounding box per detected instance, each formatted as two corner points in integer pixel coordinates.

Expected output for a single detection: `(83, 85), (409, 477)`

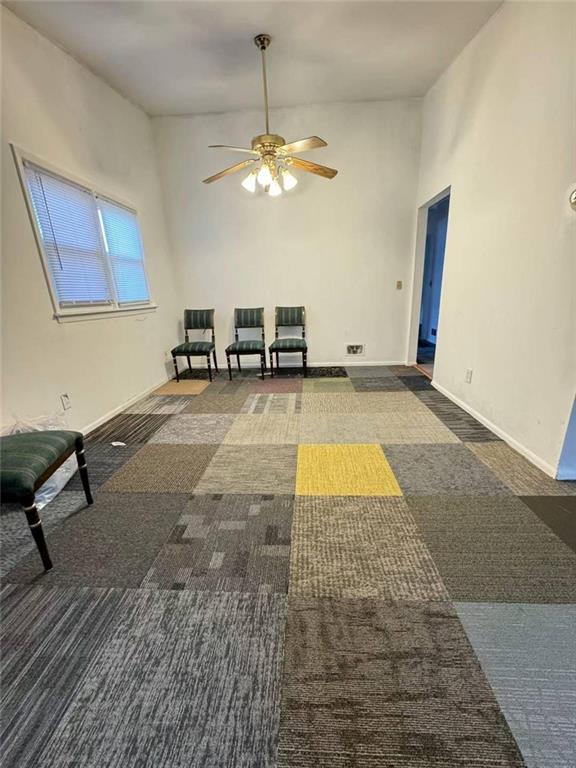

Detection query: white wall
(153, 100), (421, 365)
(1, 9), (179, 431)
(415, 1), (576, 476)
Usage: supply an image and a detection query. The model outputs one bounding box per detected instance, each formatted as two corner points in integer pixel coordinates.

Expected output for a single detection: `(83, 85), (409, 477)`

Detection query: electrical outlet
(346, 344), (364, 356)
(60, 393), (71, 410)
(465, 369), (473, 384)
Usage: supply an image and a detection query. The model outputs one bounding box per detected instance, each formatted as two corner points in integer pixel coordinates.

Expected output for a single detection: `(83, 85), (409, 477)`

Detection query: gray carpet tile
(224, 414), (302, 444)
(276, 598), (526, 768)
(456, 603), (576, 768)
(416, 390), (502, 441)
(387, 364), (423, 377)
(302, 378), (355, 392)
(384, 443), (512, 495)
(64, 442), (142, 490)
(289, 497), (448, 599)
(401, 376), (434, 392)
(300, 414), (459, 444)
(148, 414), (236, 444)
(407, 496), (576, 602)
(0, 583), (124, 768)
(0, 492), (87, 577)
(241, 393), (302, 414)
(345, 365), (397, 378)
(182, 393), (249, 414)
(519, 496), (576, 554)
(195, 445), (298, 495)
(86, 412), (171, 444)
(468, 443), (576, 495)
(142, 493), (293, 592)
(350, 376), (408, 392)
(4, 493), (188, 588)
(124, 395), (192, 415)
(102, 444), (219, 493)
(31, 588), (287, 768)
(301, 391), (429, 415)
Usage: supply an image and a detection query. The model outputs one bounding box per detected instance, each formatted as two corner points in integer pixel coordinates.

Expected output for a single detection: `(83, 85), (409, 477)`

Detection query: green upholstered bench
(0, 430), (93, 572)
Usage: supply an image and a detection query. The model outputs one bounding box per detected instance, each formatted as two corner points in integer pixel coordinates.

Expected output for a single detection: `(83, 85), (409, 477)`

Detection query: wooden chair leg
(172, 355), (180, 382)
(260, 353), (266, 380)
(303, 351), (308, 378)
(207, 355), (212, 382)
(22, 494), (53, 572)
(226, 353), (232, 380)
(75, 437), (94, 506)
(187, 355), (192, 373)
(237, 355), (241, 372)
(213, 349), (219, 373)
(276, 351), (280, 371)
(270, 351), (274, 378)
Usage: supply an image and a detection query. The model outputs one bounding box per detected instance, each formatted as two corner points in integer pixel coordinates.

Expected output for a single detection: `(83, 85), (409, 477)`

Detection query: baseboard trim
(432, 380), (558, 479)
(81, 374), (171, 436)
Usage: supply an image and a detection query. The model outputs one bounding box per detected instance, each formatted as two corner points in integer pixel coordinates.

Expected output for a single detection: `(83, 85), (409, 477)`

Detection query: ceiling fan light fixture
(257, 163), (273, 187)
(268, 178), (282, 197)
(281, 168), (298, 191)
(241, 170), (257, 193)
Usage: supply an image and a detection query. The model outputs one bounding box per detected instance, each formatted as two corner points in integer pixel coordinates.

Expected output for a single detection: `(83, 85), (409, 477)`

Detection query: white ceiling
(5, 1), (502, 116)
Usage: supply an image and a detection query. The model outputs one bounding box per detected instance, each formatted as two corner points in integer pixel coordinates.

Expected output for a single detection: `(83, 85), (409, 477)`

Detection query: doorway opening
(416, 194), (450, 377)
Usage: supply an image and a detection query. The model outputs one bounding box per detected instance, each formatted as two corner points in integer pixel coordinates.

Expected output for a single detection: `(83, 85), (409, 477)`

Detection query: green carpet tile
(2, 365), (574, 768)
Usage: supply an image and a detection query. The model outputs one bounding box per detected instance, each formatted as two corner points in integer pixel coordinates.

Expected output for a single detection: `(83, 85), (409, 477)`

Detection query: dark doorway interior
(417, 195), (450, 371)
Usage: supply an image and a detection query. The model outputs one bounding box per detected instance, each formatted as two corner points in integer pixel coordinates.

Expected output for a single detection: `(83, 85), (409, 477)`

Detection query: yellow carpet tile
(296, 444), (402, 497)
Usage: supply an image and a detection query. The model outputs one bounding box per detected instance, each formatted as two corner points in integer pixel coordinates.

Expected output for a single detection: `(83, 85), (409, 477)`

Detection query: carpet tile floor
(1, 365), (575, 767)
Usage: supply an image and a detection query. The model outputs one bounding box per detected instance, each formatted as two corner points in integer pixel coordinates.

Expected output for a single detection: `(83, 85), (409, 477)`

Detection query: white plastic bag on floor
(2, 412), (78, 510)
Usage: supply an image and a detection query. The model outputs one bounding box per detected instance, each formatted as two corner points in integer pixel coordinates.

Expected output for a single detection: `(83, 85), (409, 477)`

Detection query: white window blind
(21, 159), (151, 315)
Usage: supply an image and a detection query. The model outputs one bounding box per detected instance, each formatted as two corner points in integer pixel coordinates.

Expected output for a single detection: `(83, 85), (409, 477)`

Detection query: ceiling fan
(202, 34), (338, 196)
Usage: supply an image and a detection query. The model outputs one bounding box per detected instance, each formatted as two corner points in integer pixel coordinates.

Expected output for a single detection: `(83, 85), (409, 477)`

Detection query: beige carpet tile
(182, 394), (249, 414)
(153, 380), (210, 396)
(124, 395), (192, 415)
(194, 445), (298, 494)
(250, 378), (304, 394)
(302, 378), (354, 393)
(407, 495), (576, 602)
(387, 364), (423, 377)
(468, 442), (576, 495)
(223, 415), (302, 445)
(300, 391), (428, 415)
(102, 444), (218, 493)
(299, 414), (459, 444)
(241, 393), (302, 415)
(296, 444), (402, 497)
(148, 415), (235, 444)
(289, 496), (448, 600)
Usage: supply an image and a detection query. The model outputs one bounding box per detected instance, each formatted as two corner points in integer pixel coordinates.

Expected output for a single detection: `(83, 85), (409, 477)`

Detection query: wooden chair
(269, 306), (307, 377)
(172, 309), (218, 382)
(226, 308), (266, 380)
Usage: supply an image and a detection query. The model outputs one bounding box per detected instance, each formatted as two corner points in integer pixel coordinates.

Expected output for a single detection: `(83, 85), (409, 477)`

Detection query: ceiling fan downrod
(254, 34), (271, 135)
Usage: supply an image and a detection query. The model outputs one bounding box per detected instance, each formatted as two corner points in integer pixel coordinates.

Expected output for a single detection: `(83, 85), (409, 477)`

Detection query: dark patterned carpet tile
(86, 413), (171, 444)
(64, 443), (142, 490)
(0, 492), (87, 577)
(289, 496), (448, 600)
(350, 376), (408, 392)
(416, 391), (501, 442)
(274, 366), (348, 379)
(174, 368), (213, 380)
(387, 365), (423, 377)
(1, 585), (287, 768)
(455, 602), (576, 768)
(124, 395), (193, 415)
(276, 598), (526, 768)
(345, 366), (397, 379)
(407, 495), (576, 602)
(384, 444), (512, 495)
(519, 496), (576, 554)
(102, 444), (219, 493)
(3, 493), (188, 588)
(182, 394), (250, 414)
(401, 375), (434, 392)
(195, 445), (298, 495)
(142, 493), (293, 592)
(0, 583), (124, 768)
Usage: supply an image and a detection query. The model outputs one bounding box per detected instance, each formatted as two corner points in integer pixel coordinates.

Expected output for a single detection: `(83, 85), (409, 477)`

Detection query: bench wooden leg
(226, 353), (232, 380)
(75, 437), (94, 506)
(172, 355), (180, 382)
(22, 495), (53, 572)
(213, 349), (219, 374)
(207, 355), (212, 382)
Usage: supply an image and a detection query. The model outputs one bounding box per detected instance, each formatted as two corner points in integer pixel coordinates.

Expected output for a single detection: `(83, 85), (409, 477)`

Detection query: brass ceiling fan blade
(209, 145), (260, 155)
(289, 157), (338, 179)
(279, 136), (327, 154)
(202, 159), (256, 184)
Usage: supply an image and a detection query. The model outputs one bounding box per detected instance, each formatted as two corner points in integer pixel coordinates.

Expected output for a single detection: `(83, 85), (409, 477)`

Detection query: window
(20, 157), (152, 317)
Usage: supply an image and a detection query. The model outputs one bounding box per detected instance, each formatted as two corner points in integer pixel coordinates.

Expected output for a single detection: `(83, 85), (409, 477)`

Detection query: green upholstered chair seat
(270, 338), (307, 352)
(226, 340), (265, 354)
(0, 430), (81, 500)
(172, 341), (215, 356)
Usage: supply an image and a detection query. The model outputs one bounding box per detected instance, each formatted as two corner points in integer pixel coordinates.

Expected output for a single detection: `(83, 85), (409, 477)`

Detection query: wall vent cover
(346, 344), (364, 355)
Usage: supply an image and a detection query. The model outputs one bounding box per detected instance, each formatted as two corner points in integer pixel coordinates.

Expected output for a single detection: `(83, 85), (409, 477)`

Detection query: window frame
(11, 145), (157, 322)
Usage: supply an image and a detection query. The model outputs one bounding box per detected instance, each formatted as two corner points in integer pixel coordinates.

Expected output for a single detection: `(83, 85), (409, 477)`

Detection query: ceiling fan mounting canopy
(202, 33), (338, 190)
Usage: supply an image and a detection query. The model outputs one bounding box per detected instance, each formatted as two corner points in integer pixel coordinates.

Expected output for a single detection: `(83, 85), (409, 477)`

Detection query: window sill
(55, 304), (158, 323)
